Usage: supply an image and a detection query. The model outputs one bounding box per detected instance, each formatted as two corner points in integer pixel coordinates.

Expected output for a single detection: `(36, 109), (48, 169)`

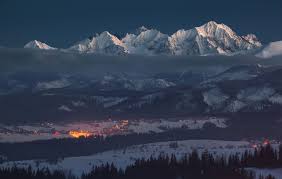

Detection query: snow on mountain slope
(98, 74), (175, 91)
(35, 78), (71, 91)
(225, 100), (247, 113)
(135, 26), (150, 35)
(203, 65), (264, 83)
(68, 31), (128, 55)
(242, 34), (262, 47)
(58, 105), (72, 112)
(0, 140), (251, 176)
(91, 96), (128, 108)
(127, 117), (227, 133)
(203, 88), (229, 109)
(269, 94), (282, 104)
(24, 21), (262, 56)
(237, 86), (275, 102)
(256, 41), (282, 58)
(24, 40), (57, 50)
(168, 21), (261, 55)
(122, 28), (170, 55)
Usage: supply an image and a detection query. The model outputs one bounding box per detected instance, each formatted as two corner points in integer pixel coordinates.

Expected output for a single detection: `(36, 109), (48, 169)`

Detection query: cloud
(0, 48), (281, 75)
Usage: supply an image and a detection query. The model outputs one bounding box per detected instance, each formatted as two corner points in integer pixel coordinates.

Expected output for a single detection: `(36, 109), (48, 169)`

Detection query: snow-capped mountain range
(23, 21), (265, 56)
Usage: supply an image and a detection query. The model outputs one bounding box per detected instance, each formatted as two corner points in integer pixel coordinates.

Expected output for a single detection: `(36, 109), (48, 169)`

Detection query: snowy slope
(256, 41), (282, 58)
(67, 31), (128, 55)
(97, 74), (176, 91)
(35, 78), (71, 91)
(122, 28), (170, 55)
(249, 168), (282, 179)
(123, 21), (261, 56)
(0, 140), (252, 176)
(168, 21), (261, 55)
(24, 40), (57, 50)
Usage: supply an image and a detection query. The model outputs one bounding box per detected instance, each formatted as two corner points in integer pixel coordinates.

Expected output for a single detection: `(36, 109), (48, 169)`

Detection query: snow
(225, 100), (246, 112)
(127, 117), (227, 133)
(205, 67), (258, 83)
(58, 105), (72, 112)
(99, 74), (175, 91)
(219, 71), (254, 80)
(96, 31), (125, 49)
(91, 96), (128, 108)
(135, 26), (149, 34)
(24, 40), (56, 50)
(256, 41), (282, 58)
(123, 29), (170, 55)
(0, 140), (251, 176)
(35, 79), (70, 90)
(133, 79), (175, 90)
(195, 21), (236, 39)
(141, 92), (164, 101)
(71, 101), (86, 107)
(203, 88), (229, 108)
(168, 29), (199, 55)
(168, 21), (261, 56)
(249, 168), (282, 179)
(237, 87), (275, 102)
(129, 93), (165, 108)
(61, 21), (262, 56)
(269, 94), (282, 104)
(68, 31), (128, 55)
(242, 34), (262, 47)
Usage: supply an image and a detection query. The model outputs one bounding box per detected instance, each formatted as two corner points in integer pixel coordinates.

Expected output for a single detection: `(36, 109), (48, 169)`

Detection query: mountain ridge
(24, 21), (263, 56)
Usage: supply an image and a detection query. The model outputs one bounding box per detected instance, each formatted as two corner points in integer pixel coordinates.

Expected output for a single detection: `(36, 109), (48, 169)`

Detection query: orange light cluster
(69, 130), (92, 138)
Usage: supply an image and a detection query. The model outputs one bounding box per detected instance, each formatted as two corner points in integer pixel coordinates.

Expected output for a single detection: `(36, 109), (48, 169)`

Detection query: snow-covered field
(0, 117), (227, 142)
(0, 140), (252, 176)
(249, 168), (282, 179)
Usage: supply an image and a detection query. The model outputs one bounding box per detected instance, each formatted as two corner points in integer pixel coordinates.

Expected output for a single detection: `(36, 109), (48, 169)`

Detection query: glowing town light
(69, 130), (92, 138)
(263, 139), (270, 146)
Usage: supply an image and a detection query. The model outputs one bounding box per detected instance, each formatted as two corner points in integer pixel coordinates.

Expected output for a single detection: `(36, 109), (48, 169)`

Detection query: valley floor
(0, 117), (227, 142)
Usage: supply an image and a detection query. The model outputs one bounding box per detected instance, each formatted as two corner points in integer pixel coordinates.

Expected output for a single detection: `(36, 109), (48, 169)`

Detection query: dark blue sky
(0, 0), (281, 48)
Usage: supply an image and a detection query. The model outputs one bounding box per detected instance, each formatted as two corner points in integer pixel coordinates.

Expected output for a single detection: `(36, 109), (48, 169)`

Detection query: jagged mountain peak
(201, 21), (229, 29)
(242, 34), (262, 46)
(68, 31), (127, 55)
(195, 21), (236, 38)
(169, 21), (262, 55)
(123, 28), (170, 55)
(136, 29), (168, 42)
(24, 40), (56, 50)
(135, 26), (150, 34)
(95, 31), (125, 47)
